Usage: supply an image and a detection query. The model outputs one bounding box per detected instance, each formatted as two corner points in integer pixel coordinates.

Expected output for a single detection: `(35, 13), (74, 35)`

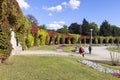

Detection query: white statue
(10, 29), (17, 49)
(10, 29), (22, 55)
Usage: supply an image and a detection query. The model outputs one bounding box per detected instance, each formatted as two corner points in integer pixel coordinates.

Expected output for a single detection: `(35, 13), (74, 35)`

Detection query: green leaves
(0, 0), (31, 59)
(0, 26), (12, 59)
(26, 34), (34, 48)
(100, 20), (111, 36)
(37, 29), (48, 45)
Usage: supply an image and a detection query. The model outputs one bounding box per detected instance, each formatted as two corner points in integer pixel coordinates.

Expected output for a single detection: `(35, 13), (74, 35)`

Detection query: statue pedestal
(11, 44), (22, 55)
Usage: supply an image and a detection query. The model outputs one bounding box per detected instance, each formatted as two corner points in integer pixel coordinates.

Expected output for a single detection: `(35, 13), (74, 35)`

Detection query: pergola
(47, 32), (120, 45)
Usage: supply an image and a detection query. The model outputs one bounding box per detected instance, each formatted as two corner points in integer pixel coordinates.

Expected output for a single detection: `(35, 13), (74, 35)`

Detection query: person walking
(79, 45), (85, 57)
(88, 45), (92, 54)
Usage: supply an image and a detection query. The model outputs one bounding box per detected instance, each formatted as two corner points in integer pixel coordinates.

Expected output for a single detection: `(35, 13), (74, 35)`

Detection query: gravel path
(15, 46), (112, 61)
(84, 46), (111, 61)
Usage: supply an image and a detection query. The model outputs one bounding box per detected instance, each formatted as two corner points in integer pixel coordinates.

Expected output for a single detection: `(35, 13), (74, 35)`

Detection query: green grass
(101, 63), (120, 71)
(0, 55), (119, 80)
(107, 47), (120, 53)
(29, 45), (58, 51)
(29, 45), (77, 53)
(62, 45), (76, 52)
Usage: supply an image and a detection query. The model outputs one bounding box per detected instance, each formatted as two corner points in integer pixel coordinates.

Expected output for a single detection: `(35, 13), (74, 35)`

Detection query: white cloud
(44, 5), (62, 12)
(43, 0), (80, 16)
(17, 0), (30, 9)
(69, 0), (80, 9)
(47, 21), (65, 30)
(48, 13), (53, 16)
(58, 21), (65, 24)
(62, 2), (67, 6)
(62, 0), (80, 10)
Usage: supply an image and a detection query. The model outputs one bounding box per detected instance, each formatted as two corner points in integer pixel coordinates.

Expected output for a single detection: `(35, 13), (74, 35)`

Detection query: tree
(90, 22), (99, 36)
(57, 25), (68, 34)
(26, 14), (38, 26)
(100, 20), (112, 36)
(110, 25), (120, 36)
(68, 23), (81, 34)
(47, 29), (56, 32)
(81, 19), (90, 36)
(26, 14), (39, 46)
(38, 24), (47, 30)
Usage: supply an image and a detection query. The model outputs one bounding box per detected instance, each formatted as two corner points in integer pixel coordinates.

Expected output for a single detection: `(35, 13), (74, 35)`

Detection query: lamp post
(66, 27), (69, 46)
(89, 29), (93, 54)
(90, 29), (93, 46)
(66, 27), (68, 34)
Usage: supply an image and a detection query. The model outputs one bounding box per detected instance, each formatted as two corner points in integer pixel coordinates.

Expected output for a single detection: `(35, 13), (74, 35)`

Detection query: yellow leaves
(37, 29), (48, 45)
(0, 53), (4, 58)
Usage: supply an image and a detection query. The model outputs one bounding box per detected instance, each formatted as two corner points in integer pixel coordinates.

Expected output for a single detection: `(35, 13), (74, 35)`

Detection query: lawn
(29, 45), (78, 53)
(0, 55), (119, 80)
(28, 45), (58, 51)
(107, 47), (120, 53)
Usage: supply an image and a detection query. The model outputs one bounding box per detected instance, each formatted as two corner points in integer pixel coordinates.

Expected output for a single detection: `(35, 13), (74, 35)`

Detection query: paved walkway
(15, 46), (112, 61)
(84, 46), (111, 61)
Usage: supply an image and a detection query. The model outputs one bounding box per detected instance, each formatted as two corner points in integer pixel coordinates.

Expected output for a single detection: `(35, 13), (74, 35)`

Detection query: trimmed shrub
(26, 34), (34, 48)
(71, 34), (78, 44)
(99, 36), (104, 44)
(95, 37), (98, 44)
(37, 29), (48, 45)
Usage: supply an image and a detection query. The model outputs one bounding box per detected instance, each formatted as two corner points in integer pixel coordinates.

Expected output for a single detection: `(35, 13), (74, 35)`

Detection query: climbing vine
(37, 29), (49, 45)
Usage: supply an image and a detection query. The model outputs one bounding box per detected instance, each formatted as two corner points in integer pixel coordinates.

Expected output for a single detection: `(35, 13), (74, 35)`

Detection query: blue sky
(17, 0), (120, 30)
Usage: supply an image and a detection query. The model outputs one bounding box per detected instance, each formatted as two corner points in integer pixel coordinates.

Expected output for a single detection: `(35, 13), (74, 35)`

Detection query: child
(79, 45), (84, 57)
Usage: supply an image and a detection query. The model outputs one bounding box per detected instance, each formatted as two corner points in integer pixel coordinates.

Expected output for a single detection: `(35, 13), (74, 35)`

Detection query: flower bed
(112, 72), (120, 78)
(56, 46), (63, 51)
(78, 60), (120, 77)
